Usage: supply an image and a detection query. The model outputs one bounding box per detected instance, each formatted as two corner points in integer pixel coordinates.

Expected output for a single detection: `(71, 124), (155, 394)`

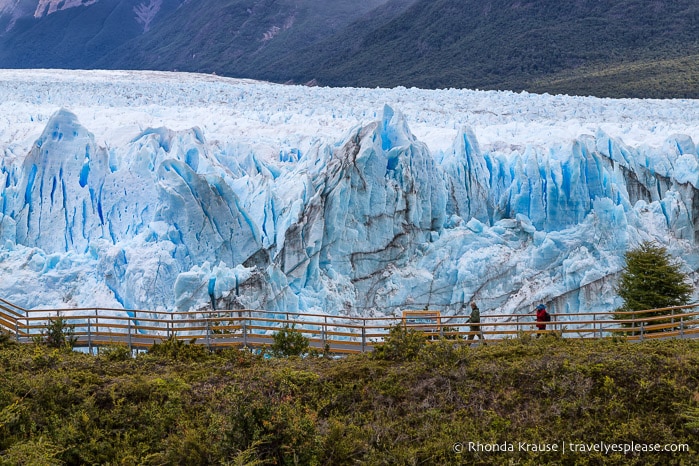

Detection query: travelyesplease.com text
(453, 441), (689, 455)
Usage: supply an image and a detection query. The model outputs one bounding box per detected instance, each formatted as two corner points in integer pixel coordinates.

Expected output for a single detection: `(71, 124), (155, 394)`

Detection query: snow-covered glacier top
(0, 69), (698, 318)
(2, 69), (698, 156)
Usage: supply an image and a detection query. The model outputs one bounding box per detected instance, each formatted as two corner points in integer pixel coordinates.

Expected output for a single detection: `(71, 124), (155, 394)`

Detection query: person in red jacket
(535, 304), (551, 336)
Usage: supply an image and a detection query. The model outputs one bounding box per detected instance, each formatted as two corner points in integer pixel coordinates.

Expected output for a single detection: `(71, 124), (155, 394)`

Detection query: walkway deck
(1, 298), (698, 353)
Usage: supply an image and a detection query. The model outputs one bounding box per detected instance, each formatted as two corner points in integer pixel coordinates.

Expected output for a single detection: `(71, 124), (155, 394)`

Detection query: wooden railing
(1, 298), (698, 354)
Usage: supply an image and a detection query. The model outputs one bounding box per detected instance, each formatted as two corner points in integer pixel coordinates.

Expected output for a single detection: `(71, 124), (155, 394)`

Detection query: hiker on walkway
(468, 301), (484, 340)
(535, 303), (551, 336)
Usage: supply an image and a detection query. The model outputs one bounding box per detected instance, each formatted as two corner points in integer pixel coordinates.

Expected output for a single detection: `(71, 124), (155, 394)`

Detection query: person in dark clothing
(468, 301), (484, 340)
(535, 303), (551, 336)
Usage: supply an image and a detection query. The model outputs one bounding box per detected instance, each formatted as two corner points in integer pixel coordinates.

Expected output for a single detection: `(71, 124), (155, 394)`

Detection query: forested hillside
(0, 0), (697, 98)
(267, 0), (699, 97)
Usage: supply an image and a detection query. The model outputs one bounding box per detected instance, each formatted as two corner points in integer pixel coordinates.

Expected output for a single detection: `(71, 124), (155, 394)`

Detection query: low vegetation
(1, 328), (699, 465)
(40, 313), (77, 350)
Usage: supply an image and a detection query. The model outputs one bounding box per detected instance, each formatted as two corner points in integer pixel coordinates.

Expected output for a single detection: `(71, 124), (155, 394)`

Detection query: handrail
(1, 300), (698, 353)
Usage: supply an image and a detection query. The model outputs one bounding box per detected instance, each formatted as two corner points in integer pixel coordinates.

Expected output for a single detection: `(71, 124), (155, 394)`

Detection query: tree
(43, 313), (77, 349)
(270, 324), (309, 358)
(615, 241), (693, 333)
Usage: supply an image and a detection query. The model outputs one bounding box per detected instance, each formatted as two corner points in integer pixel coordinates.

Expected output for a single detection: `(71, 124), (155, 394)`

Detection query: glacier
(1, 69), (698, 319)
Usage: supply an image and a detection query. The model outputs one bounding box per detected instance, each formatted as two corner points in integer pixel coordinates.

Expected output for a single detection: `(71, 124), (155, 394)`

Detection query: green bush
(99, 345), (132, 362)
(42, 313), (77, 349)
(0, 329), (13, 346)
(147, 336), (209, 361)
(371, 324), (427, 361)
(0, 437), (64, 466)
(270, 324), (309, 358)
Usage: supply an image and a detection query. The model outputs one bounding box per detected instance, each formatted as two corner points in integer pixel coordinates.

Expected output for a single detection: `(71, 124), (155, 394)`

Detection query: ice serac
(236, 105), (450, 312)
(318, 106), (446, 285)
(14, 109), (109, 253)
(440, 126), (491, 224)
(99, 126), (211, 244)
(492, 136), (626, 232)
(155, 159), (262, 268)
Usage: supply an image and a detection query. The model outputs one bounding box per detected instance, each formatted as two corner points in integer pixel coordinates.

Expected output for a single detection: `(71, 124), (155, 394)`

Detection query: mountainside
(270, 0), (699, 96)
(0, 0), (92, 24)
(0, 0), (397, 78)
(0, 0), (182, 68)
(1, 70), (699, 317)
(0, 0), (697, 97)
(0, 0), (36, 32)
(99, 0), (397, 77)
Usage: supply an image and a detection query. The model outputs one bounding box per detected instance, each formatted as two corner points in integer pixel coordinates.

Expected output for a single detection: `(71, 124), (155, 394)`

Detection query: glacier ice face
(14, 109), (109, 253)
(0, 70), (698, 318)
(316, 107), (446, 279)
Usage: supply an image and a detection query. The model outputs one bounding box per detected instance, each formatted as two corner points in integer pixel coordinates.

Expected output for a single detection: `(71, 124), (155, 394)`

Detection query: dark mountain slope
(0, 0), (182, 68)
(97, 0), (395, 76)
(249, 0), (418, 82)
(0, 0), (36, 33)
(274, 0), (699, 95)
(0, 0), (393, 74)
(0, 0), (697, 97)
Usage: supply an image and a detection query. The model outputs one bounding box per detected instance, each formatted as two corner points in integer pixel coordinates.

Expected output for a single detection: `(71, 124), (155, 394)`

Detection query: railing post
(206, 313), (211, 351)
(87, 318), (92, 354)
(640, 322), (644, 342)
(323, 316), (327, 348)
(680, 318), (685, 339)
(593, 314), (597, 339)
(15, 321), (19, 342)
(361, 322), (366, 353)
(243, 313), (248, 348)
(128, 317), (133, 352)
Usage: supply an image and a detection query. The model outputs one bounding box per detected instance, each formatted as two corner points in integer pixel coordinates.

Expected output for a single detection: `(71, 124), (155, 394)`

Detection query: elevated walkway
(1, 298), (698, 353)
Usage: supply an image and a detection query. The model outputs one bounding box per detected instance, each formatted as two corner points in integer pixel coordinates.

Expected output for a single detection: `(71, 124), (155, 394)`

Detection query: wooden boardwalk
(1, 298), (699, 354)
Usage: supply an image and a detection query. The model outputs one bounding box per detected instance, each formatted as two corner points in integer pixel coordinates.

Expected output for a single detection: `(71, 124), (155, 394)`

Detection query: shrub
(2, 334), (699, 464)
(0, 329), (13, 346)
(99, 345), (132, 362)
(270, 324), (309, 358)
(371, 324), (427, 361)
(147, 336), (209, 361)
(43, 313), (77, 349)
(0, 437), (64, 466)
